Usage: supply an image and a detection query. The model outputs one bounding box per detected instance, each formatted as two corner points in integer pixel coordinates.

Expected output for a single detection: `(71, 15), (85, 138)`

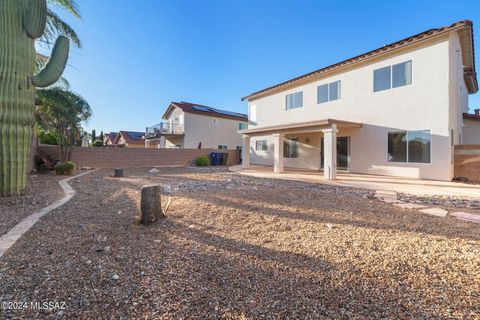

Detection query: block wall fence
(37, 145), (240, 169)
(454, 145), (480, 182)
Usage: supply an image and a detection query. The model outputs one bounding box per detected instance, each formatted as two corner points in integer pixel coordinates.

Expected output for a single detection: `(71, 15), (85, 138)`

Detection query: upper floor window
(249, 104), (257, 122)
(239, 123), (247, 130)
(218, 145), (227, 150)
(285, 91), (303, 110)
(374, 60), (412, 92)
(318, 80), (341, 104)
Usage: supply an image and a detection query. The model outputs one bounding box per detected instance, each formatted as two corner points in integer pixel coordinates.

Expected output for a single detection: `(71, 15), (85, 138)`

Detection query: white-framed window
(255, 140), (268, 151)
(285, 91), (303, 110)
(178, 114), (184, 125)
(374, 60), (412, 92)
(317, 80), (341, 104)
(239, 122), (247, 130)
(387, 130), (430, 163)
(284, 138), (299, 158)
(249, 104), (257, 122)
(218, 145), (227, 150)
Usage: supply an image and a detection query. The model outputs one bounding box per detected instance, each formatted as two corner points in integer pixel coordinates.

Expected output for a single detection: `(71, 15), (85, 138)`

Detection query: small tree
(36, 88), (92, 162)
(99, 131), (104, 145)
(91, 129), (96, 144)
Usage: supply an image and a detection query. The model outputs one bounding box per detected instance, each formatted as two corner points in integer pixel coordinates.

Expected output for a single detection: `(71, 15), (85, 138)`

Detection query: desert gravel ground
(0, 172), (63, 236)
(0, 167), (479, 319)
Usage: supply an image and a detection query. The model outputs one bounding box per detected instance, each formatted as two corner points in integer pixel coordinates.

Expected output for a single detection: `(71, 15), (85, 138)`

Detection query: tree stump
(114, 168), (124, 177)
(140, 185), (165, 225)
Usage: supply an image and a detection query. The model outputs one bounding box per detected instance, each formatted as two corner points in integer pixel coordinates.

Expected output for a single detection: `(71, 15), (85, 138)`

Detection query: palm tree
(44, 0), (82, 48)
(35, 88), (92, 162)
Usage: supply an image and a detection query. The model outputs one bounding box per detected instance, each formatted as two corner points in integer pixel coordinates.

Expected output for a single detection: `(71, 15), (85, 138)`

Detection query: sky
(47, 0), (480, 133)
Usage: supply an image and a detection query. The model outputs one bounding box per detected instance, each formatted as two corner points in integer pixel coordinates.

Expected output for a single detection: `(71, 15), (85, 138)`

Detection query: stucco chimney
(475, 109), (480, 116)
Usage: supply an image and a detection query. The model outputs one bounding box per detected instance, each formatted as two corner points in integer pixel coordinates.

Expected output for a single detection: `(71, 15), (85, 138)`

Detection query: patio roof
(239, 119), (362, 136)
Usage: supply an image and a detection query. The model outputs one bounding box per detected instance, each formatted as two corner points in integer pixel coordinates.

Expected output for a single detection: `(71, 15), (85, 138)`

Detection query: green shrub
(92, 140), (103, 147)
(38, 130), (59, 145)
(54, 161), (76, 175)
(195, 155), (210, 166)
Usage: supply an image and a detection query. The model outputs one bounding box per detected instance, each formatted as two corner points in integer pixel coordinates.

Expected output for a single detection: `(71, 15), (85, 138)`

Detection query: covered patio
(240, 119), (362, 180)
(230, 164), (480, 198)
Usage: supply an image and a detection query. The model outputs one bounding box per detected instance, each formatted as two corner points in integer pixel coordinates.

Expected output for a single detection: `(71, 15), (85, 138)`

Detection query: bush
(54, 161), (76, 175)
(195, 155), (210, 166)
(38, 130), (59, 145)
(92, 140), (103, 147)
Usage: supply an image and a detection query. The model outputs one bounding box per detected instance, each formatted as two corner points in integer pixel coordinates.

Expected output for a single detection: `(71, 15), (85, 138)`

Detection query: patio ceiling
(239, 119), (362, 136)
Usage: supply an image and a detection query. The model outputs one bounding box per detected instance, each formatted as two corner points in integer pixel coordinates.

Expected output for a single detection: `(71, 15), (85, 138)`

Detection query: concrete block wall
(37, 145), (239, 168)
(454, 145), (480, 181)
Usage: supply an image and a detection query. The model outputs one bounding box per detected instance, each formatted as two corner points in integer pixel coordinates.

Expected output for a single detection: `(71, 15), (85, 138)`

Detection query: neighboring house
(114, 131), (145, 148)
(145, 101), (248, 150)
(104, 132), (118, 146)
(240, 20), (477, 181)
(463, 110), (480, 144)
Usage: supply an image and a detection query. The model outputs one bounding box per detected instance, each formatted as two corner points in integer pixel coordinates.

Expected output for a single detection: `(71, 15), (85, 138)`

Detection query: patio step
(419, 207), (448, 217)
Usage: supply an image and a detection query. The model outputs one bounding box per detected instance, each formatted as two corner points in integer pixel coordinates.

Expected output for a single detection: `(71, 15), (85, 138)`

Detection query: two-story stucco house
(145, 101), (248, 150)
(240, 20), (478, 181)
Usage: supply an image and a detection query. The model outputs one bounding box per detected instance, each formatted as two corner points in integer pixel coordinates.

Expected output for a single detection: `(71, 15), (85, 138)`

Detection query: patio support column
(322, 124), (338, 180)
(145, 139), (150, 149)
(273, 133), (284, 173)
(158, 136), (166, 148)
(242, 135), (250, 169)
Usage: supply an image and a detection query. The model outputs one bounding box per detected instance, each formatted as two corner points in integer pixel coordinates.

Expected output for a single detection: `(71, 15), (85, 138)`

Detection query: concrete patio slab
(451, 212), (480, 223)
(419, 208), (448, 217)
(230, 165), (480, 198)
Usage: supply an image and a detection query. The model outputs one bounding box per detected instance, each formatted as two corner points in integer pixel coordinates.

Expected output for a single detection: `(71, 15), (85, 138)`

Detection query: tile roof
(242, 20), (477, 101)
(116, 131), (145, 145)
(463, 112), (480, 120)
(164, 101), (248, 122)
(105, 132), (118, 143)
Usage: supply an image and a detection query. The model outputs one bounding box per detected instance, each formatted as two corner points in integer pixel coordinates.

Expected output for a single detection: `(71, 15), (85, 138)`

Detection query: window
(255, 140), (268, 151)
(239, 123), (247, 130)
(249, 104), (257, 122)
(374, 61), (412, 92)
(284, 138), (299, 158)
(317, 81), (341, 104)
(218, 145), (227, 150)
(178, 114), (184, 125)
(213, 119), (218, 125)
(285, 92), (303, 110)
(388, 130), (430, 163)
(387, 132), (407, 162)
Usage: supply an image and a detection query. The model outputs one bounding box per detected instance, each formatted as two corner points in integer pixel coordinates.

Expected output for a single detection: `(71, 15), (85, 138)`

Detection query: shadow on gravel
(185, 191), (480, 242)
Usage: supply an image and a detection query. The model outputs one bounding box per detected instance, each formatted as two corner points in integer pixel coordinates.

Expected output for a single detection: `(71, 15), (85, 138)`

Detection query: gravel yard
(0, 172), (63, 236)
(0, 167), (479, 319)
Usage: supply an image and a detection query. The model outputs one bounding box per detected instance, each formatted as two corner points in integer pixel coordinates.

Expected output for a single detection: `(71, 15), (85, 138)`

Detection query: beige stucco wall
(162, 106), (246, 149)
(247, 33), (467, 181)
(463, 118), (480, 144)
(183, 112), (246, 149)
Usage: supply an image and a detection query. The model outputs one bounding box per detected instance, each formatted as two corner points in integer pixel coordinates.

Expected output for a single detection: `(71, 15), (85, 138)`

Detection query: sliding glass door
(321, 136), (350, 170)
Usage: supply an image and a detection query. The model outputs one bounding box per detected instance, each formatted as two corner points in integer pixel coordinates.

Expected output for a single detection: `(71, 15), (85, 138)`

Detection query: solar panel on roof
(192, 105), (246, 118)
(191, 105), (212, 112)
(215, 109), (246, 117)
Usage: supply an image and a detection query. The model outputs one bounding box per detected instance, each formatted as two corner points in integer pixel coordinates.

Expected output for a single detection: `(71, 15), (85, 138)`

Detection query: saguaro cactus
(0, 0), (69, 196)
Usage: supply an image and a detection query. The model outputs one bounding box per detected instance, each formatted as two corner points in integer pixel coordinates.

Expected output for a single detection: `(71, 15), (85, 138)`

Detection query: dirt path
(0, 167), (478, 319)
